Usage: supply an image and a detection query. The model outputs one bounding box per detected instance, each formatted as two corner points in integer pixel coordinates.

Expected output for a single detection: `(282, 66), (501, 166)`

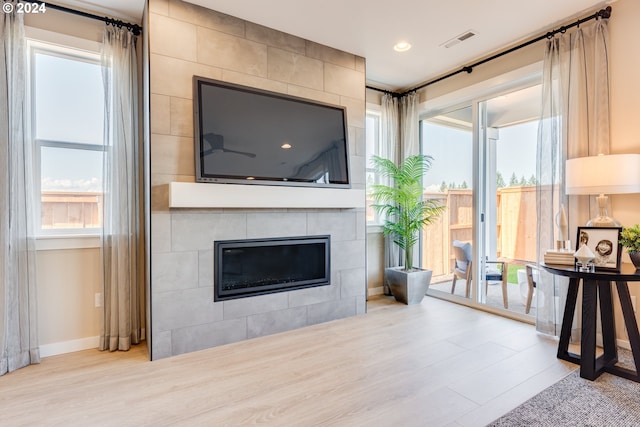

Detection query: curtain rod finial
(600, 6), (612, 19)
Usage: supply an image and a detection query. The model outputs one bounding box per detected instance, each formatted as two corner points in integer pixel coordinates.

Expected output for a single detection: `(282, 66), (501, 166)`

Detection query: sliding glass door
(421, 105), (474, 302)
(421, 79), (542, 318)
(478, 85), (541, 315)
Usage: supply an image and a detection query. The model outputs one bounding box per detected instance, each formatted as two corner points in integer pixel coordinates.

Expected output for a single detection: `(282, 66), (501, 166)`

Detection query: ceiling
(55, 0), (146, 22)
(66, 0), (611, 91)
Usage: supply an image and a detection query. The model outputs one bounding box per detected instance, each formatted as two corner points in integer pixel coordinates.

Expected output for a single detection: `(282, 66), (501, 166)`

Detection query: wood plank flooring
(0, 296), (575, 426)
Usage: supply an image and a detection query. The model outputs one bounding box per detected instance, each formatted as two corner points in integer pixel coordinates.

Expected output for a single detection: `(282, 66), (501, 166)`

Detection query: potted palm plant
(370, 154), (445, 304)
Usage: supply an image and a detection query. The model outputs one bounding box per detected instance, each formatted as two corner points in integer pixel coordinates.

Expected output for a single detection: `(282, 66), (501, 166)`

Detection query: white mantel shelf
(169, 182), (366, 209)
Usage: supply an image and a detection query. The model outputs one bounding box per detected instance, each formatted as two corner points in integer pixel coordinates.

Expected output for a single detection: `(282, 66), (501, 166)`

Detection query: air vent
(440, 30), (477, 48)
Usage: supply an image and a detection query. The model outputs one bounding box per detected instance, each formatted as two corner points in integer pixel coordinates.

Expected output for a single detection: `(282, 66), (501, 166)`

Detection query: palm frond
(369, 154), (445, 270)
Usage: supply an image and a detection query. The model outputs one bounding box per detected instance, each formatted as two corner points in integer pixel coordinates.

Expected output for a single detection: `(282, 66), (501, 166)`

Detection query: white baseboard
(596, 332), (631, 351)
(40, 336), (99, 358)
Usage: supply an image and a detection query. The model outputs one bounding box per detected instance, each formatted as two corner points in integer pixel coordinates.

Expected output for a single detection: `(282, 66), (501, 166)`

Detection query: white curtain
(0, 2), (40, 374)
(379, 91), (421, 284)
(400, 91), (420, 158)
(400, 91), (420, 269)
(536, 18), (610, 335)
(380, 94), (401, 283)
(100, 24), (143, 351)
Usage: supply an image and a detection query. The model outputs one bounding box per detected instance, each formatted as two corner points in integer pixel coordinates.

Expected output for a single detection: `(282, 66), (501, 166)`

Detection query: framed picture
(576, 226), (622, 271)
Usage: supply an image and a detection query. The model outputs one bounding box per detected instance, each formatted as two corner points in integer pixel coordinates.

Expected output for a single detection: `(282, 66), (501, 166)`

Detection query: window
(365, 111), (381, 224)
(28, 41), (105, 235)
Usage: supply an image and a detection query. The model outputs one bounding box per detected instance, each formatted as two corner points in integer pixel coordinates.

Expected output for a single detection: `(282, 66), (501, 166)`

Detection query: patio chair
(524, 264), (537, 314)
(451, 240), (508, 308)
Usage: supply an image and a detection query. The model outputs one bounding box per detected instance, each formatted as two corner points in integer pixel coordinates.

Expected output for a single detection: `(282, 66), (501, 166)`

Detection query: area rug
(489, 354), (640, 426)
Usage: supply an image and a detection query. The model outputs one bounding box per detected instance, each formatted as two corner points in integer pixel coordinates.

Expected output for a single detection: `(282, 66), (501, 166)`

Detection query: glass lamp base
(586, 215), (621, 227)
(587, 194), (620, 227)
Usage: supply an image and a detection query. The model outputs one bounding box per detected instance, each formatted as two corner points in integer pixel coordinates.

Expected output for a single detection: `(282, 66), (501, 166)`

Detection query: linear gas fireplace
(214, 235), (330, 301)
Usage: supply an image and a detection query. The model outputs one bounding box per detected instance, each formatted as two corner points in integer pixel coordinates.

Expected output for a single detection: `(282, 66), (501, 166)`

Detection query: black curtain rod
(365, 85), (399, 97)
(22, 0), (143, 36)
(368, 6), (612, 98)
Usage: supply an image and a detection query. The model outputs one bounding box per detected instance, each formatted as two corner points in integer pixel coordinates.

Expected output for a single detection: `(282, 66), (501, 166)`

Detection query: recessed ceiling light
(393, 41), (412, 52)
(246, 176), (255, 180)
(281, 143), (292, 149)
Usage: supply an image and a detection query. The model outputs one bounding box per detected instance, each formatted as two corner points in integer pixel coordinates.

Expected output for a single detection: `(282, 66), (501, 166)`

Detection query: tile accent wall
(149, 0), (367, 359)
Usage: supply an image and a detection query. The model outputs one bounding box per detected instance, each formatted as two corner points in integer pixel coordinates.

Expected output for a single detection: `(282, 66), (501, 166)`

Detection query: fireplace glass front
(214, 235), (330, 301)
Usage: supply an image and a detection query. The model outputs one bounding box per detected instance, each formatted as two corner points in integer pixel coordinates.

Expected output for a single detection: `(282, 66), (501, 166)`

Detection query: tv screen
(193, 76), (350, 188)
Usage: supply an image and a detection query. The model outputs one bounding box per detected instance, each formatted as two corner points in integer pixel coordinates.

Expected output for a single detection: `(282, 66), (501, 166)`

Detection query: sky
(35, 50), (104, 193)
(421, 120), (538, 191)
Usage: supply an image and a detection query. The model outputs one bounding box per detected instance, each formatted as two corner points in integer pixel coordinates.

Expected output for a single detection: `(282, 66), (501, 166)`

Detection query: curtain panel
(380, 94), (401, 278)
(100, 25), (144, 351)
(536, 18), (610, 336)
(379, 92), (420, 274)
(0, 2), (40, 375)
(400, 92), (419, 159)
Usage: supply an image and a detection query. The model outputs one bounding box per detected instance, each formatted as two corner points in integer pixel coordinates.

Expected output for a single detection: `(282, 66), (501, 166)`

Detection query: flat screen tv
(193, 76), (351, 188)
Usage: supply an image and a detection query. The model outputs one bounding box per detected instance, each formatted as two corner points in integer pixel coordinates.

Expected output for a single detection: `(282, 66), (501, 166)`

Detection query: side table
(541, 263), (640, 382)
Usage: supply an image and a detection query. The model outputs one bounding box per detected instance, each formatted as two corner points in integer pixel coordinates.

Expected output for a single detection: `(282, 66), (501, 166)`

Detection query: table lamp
(565, 154), (640, 226)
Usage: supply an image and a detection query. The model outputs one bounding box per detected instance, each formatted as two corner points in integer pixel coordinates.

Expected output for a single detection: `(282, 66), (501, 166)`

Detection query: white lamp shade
(565, 154), (640, 195)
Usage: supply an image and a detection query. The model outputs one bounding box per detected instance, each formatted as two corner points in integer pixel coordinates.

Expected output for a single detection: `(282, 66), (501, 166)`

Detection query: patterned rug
(489, 353), (640, 426)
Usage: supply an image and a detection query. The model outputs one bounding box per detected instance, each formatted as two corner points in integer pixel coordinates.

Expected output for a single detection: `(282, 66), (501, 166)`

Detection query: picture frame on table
(576, 226), (622, 271)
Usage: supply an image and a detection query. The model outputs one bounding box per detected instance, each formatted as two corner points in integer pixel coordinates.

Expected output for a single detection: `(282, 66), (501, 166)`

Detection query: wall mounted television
(193, 76), (351, 188)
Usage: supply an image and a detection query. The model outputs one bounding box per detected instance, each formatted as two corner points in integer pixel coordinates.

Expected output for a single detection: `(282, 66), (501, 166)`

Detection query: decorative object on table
(543, 249), (575, 266)
(370, 154), (445, 304)
(619, 224), (640, 269)
(555, 204), (571, 250)
(565, 154), (640, 227)
(575, 226), (622, 271)
(574, 244), (595, 272)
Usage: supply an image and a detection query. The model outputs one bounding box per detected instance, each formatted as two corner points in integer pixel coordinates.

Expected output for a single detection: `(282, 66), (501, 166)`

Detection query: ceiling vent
(440, 30), (477, 48)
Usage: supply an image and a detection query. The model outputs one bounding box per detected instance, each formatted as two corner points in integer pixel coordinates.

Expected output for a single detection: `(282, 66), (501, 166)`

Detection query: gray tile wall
(149, 0), (367, 359)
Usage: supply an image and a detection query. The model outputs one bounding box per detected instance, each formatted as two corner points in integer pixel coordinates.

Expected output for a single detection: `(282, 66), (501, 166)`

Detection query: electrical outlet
(95, 292), (103, 308)
(632, 296), (637, 313)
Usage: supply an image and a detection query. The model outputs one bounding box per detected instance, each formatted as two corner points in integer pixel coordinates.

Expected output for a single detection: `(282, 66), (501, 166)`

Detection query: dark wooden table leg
(580, 278), (598, 380)
(557, 277), (580, 363)
(597, 280), (617, 371)
(608, 281), (640, 381)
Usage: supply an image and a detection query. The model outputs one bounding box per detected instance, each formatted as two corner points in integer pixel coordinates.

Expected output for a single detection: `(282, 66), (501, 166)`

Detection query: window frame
(27, 37), (105, 237)
(365, 107), (383, 229)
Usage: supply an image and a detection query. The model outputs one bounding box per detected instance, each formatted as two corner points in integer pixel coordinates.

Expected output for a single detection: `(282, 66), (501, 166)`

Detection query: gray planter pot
(630, 252), (640, 270)
(385, 267), (432, 305)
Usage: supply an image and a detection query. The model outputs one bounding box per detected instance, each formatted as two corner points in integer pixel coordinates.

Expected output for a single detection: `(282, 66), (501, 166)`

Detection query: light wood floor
(0, 296), (576, 426)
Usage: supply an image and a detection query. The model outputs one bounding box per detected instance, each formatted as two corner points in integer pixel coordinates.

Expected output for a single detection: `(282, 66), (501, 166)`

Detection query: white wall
(609, 0), (640, 226)
(36, 244), (102, 356)
(605, 0), (640, 343)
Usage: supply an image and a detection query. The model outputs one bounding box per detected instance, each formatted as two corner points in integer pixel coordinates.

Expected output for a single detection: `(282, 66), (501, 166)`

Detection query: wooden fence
(421, 186), (537, 277)
(41, 191), (103, 229)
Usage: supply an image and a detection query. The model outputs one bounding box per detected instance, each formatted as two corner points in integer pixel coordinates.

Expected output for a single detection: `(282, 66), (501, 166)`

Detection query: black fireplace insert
(214, 235), (330, 301)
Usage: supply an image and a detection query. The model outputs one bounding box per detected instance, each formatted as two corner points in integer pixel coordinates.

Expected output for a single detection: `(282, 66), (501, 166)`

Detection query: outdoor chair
(524, 264), (537, 314)
(451, 240), (509, 308)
